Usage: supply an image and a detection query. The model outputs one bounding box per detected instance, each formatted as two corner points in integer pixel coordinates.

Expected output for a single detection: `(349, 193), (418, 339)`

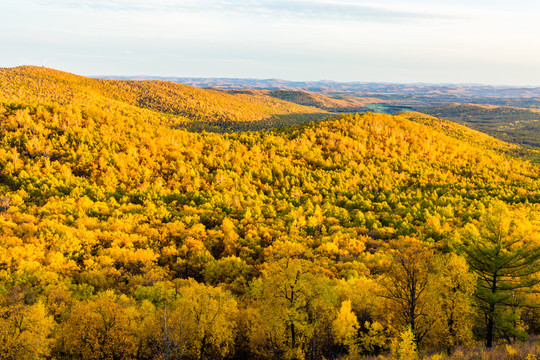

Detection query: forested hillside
(0, 66), (329, 131)
(424, 103), (540, 148)
(225, 89), (382, 113)
(1, 68), (540, 360)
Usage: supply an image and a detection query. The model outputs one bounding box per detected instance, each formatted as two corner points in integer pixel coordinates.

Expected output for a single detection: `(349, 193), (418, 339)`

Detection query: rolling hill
(224, 89), (384, 112)
(0, 66), (329, 131)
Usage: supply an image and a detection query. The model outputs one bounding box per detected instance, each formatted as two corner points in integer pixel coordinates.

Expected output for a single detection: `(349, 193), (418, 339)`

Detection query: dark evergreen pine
(460, 201), (540, 348)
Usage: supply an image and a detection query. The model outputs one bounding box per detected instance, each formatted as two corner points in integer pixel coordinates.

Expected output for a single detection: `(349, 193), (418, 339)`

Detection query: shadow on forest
(175, 112), (331, 133)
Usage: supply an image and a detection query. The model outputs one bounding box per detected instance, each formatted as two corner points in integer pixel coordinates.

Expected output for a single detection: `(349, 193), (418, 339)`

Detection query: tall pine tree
(460, 201), (540, 347)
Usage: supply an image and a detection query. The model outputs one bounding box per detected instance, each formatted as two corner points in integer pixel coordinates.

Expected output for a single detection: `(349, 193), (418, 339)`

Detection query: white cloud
(32, 0), (451, 22)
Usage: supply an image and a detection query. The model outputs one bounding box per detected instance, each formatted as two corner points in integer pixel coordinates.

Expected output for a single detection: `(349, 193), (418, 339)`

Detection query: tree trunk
(446, 314), (455, 355)
(291, 322), (296, 350)
(199, 334), (207, 360)
(487, 273), (498, 348)
(410, 285), (416, 337)
(486, 305), (495, 348)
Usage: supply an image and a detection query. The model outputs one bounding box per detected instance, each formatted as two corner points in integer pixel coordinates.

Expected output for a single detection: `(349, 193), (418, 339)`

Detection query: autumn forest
(0, 66), (539, 360)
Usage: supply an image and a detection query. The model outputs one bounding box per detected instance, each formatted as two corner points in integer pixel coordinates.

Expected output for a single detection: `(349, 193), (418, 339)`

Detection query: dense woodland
(0, 66), (329, 132)
(0, 67), (540, 360)
(224, 90), (381, 113)
(423, 103), (540, 150)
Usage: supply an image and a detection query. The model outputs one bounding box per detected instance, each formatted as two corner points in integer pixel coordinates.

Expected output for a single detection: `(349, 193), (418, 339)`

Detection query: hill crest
(0, 66), (330, 131)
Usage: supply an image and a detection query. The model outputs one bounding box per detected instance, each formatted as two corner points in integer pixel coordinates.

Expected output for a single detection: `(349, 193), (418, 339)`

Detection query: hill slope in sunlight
(423, 103), (540, 148)
(225, 89), (384, 112)
(0, 66), (329, 131)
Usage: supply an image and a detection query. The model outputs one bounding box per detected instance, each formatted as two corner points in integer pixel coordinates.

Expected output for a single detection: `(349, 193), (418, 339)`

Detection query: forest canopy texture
(0, 67), (539, 360)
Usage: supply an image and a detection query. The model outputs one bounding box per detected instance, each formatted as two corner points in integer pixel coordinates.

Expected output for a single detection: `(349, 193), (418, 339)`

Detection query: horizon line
(3, 64), (540, 89)
(92, 74), (540, 89)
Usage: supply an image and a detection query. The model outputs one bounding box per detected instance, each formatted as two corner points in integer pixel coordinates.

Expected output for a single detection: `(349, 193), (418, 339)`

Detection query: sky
(1, 0), (540, 85)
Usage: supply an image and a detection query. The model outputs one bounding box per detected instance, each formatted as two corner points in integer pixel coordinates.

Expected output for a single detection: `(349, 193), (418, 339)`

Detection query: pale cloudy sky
(1, 0), (539, 85)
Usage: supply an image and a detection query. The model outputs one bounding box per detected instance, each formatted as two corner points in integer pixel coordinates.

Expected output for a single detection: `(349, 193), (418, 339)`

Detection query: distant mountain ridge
(97, 75), (540, 98)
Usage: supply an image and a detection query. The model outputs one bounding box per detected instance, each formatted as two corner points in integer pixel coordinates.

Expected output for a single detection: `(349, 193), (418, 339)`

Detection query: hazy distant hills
(99, 75), (540, 99)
